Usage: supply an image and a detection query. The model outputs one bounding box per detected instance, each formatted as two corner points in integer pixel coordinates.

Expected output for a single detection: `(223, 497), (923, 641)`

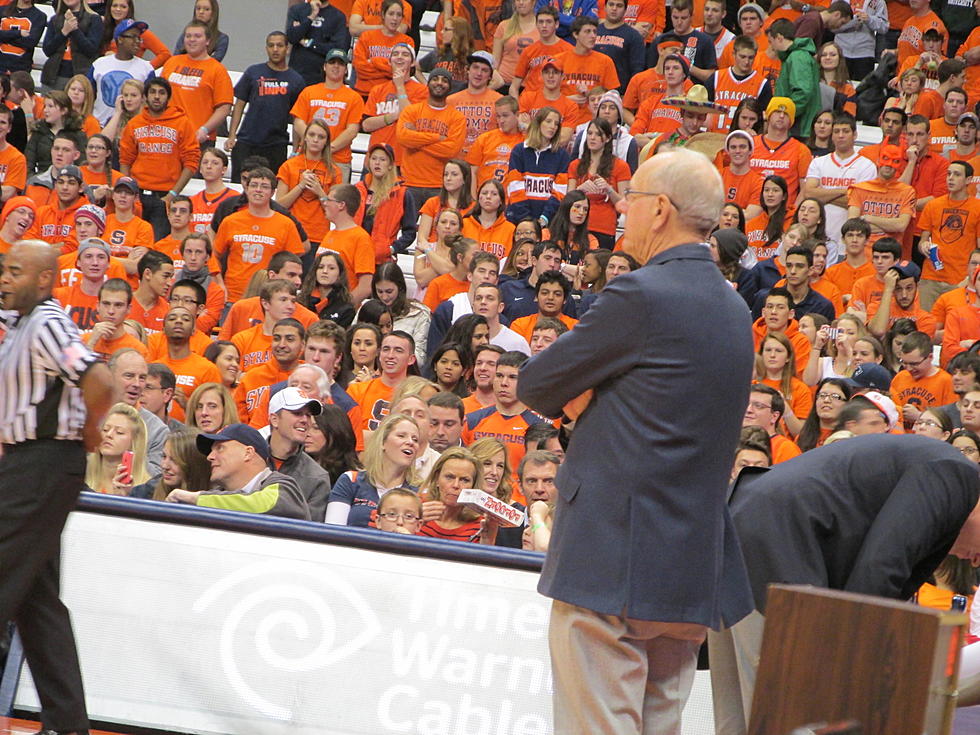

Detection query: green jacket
(775, 37), (820, 138)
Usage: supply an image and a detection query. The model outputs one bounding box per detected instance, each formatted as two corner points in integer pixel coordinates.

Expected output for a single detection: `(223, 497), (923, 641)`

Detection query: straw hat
(662, 85), (727, 114)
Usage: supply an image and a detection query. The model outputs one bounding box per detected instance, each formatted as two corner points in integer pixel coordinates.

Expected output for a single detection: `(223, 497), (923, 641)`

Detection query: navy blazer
(730, 434), (980, 613)
(518, 243), (756, 627)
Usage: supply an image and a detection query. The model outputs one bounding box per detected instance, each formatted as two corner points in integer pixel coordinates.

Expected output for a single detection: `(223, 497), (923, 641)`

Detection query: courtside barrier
(7, 493), (716, 735)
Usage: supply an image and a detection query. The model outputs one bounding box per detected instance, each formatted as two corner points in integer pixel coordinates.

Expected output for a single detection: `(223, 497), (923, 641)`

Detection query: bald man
(0, 240), (115, 735)
(518, 151), (756, 734)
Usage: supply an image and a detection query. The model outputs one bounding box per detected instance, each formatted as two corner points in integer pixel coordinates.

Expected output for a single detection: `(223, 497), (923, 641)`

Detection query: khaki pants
(549, 599), (706, 735)
(918, 278), (956, 312)
(706, 610), (766, 735)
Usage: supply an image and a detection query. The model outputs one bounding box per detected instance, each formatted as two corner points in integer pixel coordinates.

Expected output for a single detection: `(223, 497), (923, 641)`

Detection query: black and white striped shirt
(0, 298), (98, 444)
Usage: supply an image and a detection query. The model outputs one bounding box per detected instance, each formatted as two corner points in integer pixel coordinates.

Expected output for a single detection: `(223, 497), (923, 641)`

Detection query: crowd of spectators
(0, 0), (979, 612)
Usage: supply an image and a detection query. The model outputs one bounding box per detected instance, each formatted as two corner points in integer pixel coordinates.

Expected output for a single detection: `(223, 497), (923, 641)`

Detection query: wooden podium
(748, 585), (968, 735)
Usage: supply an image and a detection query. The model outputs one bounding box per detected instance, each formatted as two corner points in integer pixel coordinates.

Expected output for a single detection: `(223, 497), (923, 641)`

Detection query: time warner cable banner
(14, 512), (715, 735)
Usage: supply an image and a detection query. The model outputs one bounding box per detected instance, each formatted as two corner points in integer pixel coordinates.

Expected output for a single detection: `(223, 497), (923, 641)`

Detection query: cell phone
(825, 327), (840, 341)
(119, 450), (134, 484)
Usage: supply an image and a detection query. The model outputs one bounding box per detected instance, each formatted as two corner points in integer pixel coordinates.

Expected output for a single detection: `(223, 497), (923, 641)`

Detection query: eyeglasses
(913, 418), (941, 430)
(623, 188), (680, 209)
(747, 400), (771, 411)
(899, 355), (930, 369)
(378, 511), (420, 522)
(958, 446), (980, 457)
(169, 295), (200, 306)
(816, 392), (845, 402)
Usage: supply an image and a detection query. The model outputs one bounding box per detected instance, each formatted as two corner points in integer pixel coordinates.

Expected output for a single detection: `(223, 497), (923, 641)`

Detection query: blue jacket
(504, 143), (570, 225)
(535, 0), (598, 38)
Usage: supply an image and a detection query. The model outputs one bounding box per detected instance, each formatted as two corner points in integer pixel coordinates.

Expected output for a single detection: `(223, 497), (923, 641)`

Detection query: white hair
(649, 148), (724, 237)
(289, 364), (330, 400)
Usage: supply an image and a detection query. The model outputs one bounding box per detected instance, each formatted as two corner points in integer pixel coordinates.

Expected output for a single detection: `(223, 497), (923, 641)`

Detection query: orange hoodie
(751, 317), (812, 377)
(462, 212), (516, 261)
(118, 105), (202, 192)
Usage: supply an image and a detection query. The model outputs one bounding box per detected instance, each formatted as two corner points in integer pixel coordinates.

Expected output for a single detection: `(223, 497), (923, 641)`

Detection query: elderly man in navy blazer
(519, 149), (757, 734)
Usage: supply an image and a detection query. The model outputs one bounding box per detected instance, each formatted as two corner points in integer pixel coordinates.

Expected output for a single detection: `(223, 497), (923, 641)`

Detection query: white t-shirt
(91, 54), (156, 124)
(491, 324), (531, 355)
(806, 151), (877, 261)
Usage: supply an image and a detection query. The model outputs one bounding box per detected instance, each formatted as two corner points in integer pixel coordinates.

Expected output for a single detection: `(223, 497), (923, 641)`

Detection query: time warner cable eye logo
(193, 561), (381, 720)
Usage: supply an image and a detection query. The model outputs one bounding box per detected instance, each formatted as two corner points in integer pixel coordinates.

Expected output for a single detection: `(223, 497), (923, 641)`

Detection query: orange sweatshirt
(118, 105), (202, 192)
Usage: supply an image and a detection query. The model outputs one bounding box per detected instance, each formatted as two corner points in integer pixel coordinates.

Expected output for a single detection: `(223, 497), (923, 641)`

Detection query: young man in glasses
(891, 330), (956, 430)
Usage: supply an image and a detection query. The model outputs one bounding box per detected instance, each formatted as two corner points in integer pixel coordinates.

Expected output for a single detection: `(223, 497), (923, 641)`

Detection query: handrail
(74, 493), (546, 573)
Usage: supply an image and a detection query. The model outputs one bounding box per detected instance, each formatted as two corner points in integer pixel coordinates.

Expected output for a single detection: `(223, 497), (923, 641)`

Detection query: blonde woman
(492, 0), (538, 87)
(85, 402), (150, 495)
(185, 382), (238, 433)
(101, 77), (144, 152)
(131, 429), (212, 501)
(418, 446), (488, 542)
(65, 74), (100, 136)
(325, 413), (421, 527)
(276, 118), (342, 248)
(504, 106), (569, 226)
(803, 313), (868, 386)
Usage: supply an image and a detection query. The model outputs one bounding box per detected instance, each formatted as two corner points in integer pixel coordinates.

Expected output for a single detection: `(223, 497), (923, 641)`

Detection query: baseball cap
(958, 112), (979, 127)
(54, 165), (83, 183)
(76, 237), (111, 259)
(864, 391), (899, 430)
(844, 363), (893, 393)
(391, 41), (415, 61)
(324, 48), (349, 64)
(196, 423), (271, 462)
(890, 260), (921, 281)
(268, 387), (323, 418)
(113, 176), (140, 194)
(75, 204), (106, 233)
(114, 19), (148, 40)
(467, 50), (495, 69)
(541, 56), (563, 73)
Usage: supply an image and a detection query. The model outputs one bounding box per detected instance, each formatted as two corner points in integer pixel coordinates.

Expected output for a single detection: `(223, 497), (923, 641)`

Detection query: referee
(0, 240), (113, 735)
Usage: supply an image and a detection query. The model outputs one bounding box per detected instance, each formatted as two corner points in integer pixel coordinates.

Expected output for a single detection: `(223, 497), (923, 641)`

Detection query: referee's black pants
(0, 440), (88, 732)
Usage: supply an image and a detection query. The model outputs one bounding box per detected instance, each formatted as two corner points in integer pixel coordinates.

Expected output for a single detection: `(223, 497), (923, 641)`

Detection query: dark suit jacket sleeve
(518, 280), (640, 418)
(845, 458), (980, 600)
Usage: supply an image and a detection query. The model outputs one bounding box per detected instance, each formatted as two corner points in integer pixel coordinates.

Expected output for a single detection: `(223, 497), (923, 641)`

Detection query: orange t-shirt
(463, 405), (551, 491)
(352, 29), (414, 96)
(317, 225), (375, 291)
(350, 0), (414, 26)
(560, 49), (619, 116)
(146, 329), (212, 360)
(218, 297), (319, 340)
(346, 376), (395, 433)
(448, 86), (502, 148)
(189, 186), (239, 233)
(824, 260), (875, 299)
(771, 433), (802, 464)
(750, 135), (813, 203)
(846, 178), (917, 254)
(462, 214), (516, 261)
(364, 78), (428, 166)
(231, 324), (272, 372)
(276, 155), (342, 243)
(630, 91), (682, 136)
(721, 167), (765, 211)
(517, 89), (579, 130)
(623, 69), (693, 110)
(850, 274), (886, 312)
(513, 38), (572, 92)
(53, 284), (100, 330)
(890, 368), (956, 418)
(509, 312), (578, 342)
(213, 209), (305, 301)
(719, 40), (781, 83)
(161, 54), (234, 137)
(567, 157), (631, 236)
(234, 360), (292, 423)
(928, 117), (958, 156)
(466, 128), (525, 190)
(745, 212), (778, 261)
(762, 376), (813, 426)
(422, 273), (468, 311)
(104, 214), (154, 259)
(917, 195), (980, 286)
(128, 295), (169, 334)
(0, 143), (26, 192)
(897, 12), (948, 65)
(866, 298), (938, 338)
(159, 352), (223, 421)
(964, 26), (980, 106)
(85, 331), (148, 362)
(933, 287), (970, 330)
(290, 84), (366, 164)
